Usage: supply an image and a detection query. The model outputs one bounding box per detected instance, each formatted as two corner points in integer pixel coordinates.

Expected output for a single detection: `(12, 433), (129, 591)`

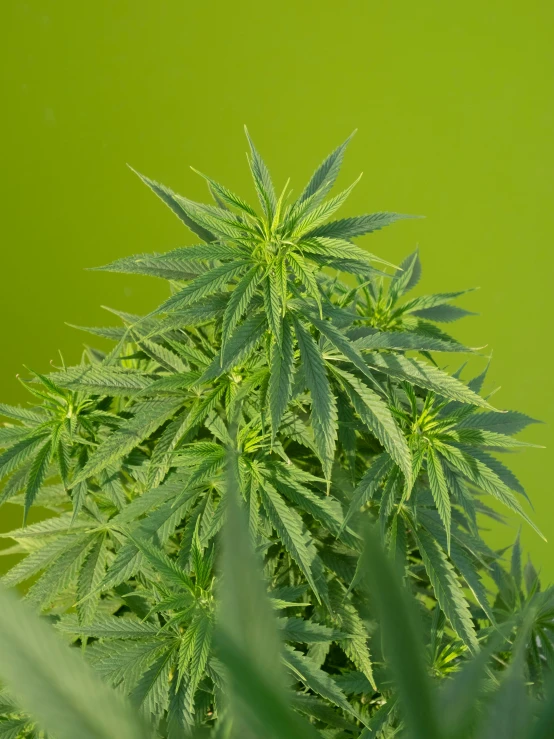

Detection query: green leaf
(0, 718), (30, 739)
(361, 524), (441, 739)
(216, 435), (317, 739)
(258, 482), (322, 602)
(222, 265), (263, 348)
(305, 211), (416, 239)
(155, 260), (250, 314)
(278, 616), (343, 643)
(327, 582), (376, 688)
(268, 317), (295, 444)
(95, 247), (240, 280)
(412, 525), (479, 652)
(268, 465), (347, 539)
(178, 612), (213, 712)
(332, 367), (412, 487)
(127, 532), (195, 594)
(135, 336), (188, 373)
(101, 493), (198, 591)
(0, 404), (47, 424)
(0, 584), (152, 739)
(200, 312), (268, 382)
(292, 692), (357, 730)
(191, 167), (259, 218)
(300, 237), (374, 267)
(342, 453), (395, 530)
(296, 131), (355, 207)
(292, 175), (362, 237)
(0, 434), (49, 480)
(457, 410), (540, 436)
(71, 398), (183, 487)
(130, 168), (215, 242)
(263, 273), (283, 342)
(426, 447), (451, 554)
(24, 440), (52, 522)
(131, 646), (175, 720)
(284, 646), (359, 719)
(244, 127), (276, 222)
(47, 365), (155, 396)
(1, 532), (87, 588)
(77, 534), (107, 625)
(389, 248), (422, 300)
(26, 535), (95, 608)
(400, 290), (476, 315)
(364, 352), (494, 408)
(292, 317), (337, 479)
(413, 304), (476, 323)
(58, 614), (160, 640)
(437, 442), (543, 538)
(288, 253), (322, 312)
(353, 329), (469, 353)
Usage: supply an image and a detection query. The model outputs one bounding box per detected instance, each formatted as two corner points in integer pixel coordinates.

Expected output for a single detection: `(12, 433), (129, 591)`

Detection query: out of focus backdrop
(1, 1), (553, 577)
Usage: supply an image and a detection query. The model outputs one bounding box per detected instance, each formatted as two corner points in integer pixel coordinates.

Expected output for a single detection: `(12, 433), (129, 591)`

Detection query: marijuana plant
(0, 129), (551, 738)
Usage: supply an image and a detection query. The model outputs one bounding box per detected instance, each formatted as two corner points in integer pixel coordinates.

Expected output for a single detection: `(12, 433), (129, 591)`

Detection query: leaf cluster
(0, 130), (551, 738)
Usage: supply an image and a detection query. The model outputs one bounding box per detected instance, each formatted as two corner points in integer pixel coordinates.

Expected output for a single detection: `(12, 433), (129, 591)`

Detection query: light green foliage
(0, 131), (551, 738)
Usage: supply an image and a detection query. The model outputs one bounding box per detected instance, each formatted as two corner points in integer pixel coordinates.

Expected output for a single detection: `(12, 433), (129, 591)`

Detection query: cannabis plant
(0, 130), (551, 738)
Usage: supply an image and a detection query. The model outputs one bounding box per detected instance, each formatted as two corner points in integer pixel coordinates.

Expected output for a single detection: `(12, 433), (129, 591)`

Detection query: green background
(1, 2), (553, 577)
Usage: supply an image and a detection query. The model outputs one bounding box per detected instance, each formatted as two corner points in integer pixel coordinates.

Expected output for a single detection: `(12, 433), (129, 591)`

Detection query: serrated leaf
(47, 366), (155, 396)
(333, 367), (412, 486)
(131, 646), (175, 720)
(1, 533), (87, 588)
(389, 249), (422, 300)
(342, 453), (395, 530)
(413, 526), (478, 652)
(0, 585), (152, 739)
(437, 442), (542, 538)
(0, 404), (47, 424)
(268, 317), (295, 444)
(95, 249), (231, 280)
(200, 312), (267, 383)
(263, 271), (283, 343)
(244, 127), (276, 222)
(77, 534), (107, 625)
(58, 614), (160, 640)
(292, 175), (361, 238)
(222, 265), (263, 348)
(361, 524), (441, 739)
(305, 212), (416, 239)
(278, 616), (343, 643)
(216, 438), (317, 739)
(131, 168), (215, 242)
(296, 131), (355, 208)
(258, 482), (322, 602)
(413, 304), (476, 323)
(364, 352), (494, 408)
(179, 611), (213, 712)
(191, 167), (259, 218)
(26, 535), (95, 608)
(127, 532), (195, 594)
(352, 329), (469, 353)
(101, 493), (198, 591)
(284, 646), (359, 719)
(426, 448), (451, 554)
(457, 410), (540, 436)
(292, 317), (337, 479)
(0, 434), (49, 480)
(268, 465), (346, 539)
(71, 399), (183, 487)
(24, 440), (52, 522)
(155, 260), (250, 315)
